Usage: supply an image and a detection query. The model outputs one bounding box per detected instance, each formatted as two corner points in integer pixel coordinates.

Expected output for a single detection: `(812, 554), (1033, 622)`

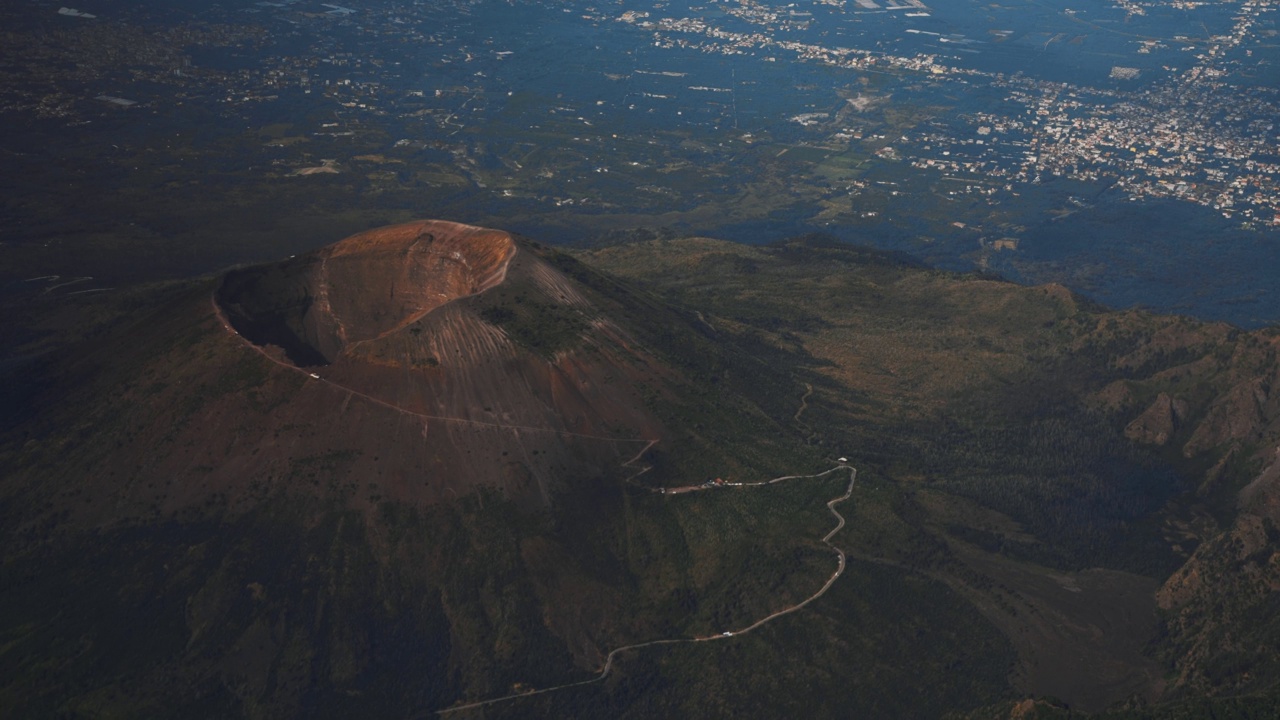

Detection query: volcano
(201, 219), (676, 510)
(10, 220), (720, 526)
(0, 220), (816, 718)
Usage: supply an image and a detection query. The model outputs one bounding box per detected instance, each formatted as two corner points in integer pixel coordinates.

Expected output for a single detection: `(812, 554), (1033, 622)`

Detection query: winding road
(213, 289), (857, 718)
(432, 463), (857, 716)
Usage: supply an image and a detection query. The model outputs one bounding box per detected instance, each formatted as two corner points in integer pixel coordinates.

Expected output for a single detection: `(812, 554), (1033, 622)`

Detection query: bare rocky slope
(207, 219), (670, 511)
(0, 222), (845, 718)
(4, 221), (797, 529)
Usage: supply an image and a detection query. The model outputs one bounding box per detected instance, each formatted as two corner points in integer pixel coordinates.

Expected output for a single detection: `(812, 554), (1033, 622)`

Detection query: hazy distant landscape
(3, 0), (1280, 325)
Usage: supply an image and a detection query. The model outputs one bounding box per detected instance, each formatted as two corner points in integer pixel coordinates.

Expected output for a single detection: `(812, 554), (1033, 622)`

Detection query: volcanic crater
(218, 220), (516, 367)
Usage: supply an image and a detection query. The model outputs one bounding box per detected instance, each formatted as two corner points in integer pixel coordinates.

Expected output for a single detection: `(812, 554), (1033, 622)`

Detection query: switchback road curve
(431, 464), (858, 717)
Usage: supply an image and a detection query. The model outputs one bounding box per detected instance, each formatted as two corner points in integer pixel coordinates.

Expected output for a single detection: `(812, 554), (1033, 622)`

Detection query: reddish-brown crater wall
(217, 220), (515, 366)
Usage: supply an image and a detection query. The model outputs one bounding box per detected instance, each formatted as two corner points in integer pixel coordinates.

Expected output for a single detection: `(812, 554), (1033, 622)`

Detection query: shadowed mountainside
(3, 226), (1280, 718)
(1, 222), (870, 718)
